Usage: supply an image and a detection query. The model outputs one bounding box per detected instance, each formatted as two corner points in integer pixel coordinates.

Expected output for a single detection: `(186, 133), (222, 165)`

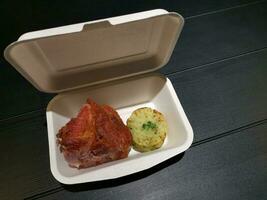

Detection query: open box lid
(4, 9), (184, 93)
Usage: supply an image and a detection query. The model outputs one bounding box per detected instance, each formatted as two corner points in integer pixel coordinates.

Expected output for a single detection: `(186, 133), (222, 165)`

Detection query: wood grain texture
(169, 49), (267, 142)
(0, 112), (59, 200)
(36, 122), (267, 200)
(161, 0), (267, 74)
(0, 59), (42, 120)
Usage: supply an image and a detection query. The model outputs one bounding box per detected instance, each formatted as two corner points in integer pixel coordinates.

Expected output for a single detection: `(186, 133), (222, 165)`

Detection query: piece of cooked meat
(57, 99), (132, 169)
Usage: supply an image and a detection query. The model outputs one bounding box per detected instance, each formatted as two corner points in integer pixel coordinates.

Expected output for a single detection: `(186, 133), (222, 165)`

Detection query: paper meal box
(4, 9), (193, 184)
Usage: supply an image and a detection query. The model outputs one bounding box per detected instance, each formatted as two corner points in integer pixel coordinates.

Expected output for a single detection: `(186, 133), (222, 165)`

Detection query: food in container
(127, 107), (167, 152)
(57, 98), (132, 169)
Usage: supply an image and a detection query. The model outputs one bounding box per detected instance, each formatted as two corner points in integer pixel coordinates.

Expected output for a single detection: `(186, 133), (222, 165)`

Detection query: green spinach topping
(142, 121), (157, 130)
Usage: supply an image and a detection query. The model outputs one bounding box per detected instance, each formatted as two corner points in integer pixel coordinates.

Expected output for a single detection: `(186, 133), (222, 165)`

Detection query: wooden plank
(168, 49), (267, 142)
(161, 1), (267, 74)
(0, 59), (42, 120)
(34, 122), (267, 200)
(0, 112), (60, 200)
(1, 48), (267, 200)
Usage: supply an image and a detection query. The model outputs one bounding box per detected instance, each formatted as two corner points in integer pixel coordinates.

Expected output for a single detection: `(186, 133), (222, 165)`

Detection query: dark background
(0, 0), (267, 199)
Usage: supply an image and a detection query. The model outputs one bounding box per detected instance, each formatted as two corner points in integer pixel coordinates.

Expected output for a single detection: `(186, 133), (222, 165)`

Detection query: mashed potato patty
(127, 107), (168, 152)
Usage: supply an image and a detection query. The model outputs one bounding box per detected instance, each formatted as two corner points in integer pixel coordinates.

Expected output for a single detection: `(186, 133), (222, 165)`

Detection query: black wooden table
(1, 1), (267, 199)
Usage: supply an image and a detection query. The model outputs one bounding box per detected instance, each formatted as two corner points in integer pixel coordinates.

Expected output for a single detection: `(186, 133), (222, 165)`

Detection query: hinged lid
(4, 9), (184, 93)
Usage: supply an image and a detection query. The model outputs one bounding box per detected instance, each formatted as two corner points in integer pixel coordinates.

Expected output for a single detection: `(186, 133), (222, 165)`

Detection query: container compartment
(47, 74), (193, 184)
